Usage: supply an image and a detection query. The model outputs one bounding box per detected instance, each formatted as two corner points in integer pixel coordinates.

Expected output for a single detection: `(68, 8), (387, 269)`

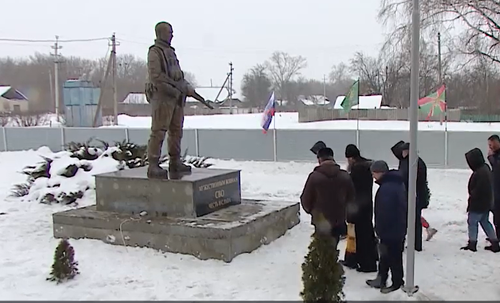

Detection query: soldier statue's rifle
(162, 76), (214, 110)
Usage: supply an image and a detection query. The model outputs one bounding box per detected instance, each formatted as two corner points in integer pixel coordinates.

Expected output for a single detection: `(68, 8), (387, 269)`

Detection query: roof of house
(299, 95), (330, 106)
(333, 94), (382, 109)
(122, 92), (148, 104)
(121, 87), (230, 105)
(0, 86), (28, 101)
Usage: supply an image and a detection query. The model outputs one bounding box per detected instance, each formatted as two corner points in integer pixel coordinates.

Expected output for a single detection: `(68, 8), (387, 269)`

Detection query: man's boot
(485, 239), (500, 252)
(147, 157), (168, 179)
(168, 157), (192, 173)
(366, 274), (386, 289)
(460, 240), (477, 252)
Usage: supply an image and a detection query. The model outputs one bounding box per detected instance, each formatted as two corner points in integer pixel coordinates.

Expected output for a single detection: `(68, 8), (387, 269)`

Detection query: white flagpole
(356, 111), (360, 147)
(356, 79), (360, 147)
(272, 92), (277, 162)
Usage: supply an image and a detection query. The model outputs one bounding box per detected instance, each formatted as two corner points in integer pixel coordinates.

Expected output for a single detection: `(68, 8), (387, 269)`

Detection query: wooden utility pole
(92, 34), (114, 127)
(228, 62), (234, 114)
(51, 35), (62, 122)
(111, 33), (118, 125)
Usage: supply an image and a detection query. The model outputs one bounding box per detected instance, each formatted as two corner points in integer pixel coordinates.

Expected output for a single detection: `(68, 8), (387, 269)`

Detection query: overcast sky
(0, 0), (386, 95)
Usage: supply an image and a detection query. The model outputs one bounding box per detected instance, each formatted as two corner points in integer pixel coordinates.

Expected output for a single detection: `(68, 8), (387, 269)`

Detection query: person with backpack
(390, 141), (435, 250)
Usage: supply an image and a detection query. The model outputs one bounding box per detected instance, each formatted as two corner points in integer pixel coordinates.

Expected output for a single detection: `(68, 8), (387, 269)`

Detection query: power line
(117, 38), (384, 54)
(0, 37), (109, 43)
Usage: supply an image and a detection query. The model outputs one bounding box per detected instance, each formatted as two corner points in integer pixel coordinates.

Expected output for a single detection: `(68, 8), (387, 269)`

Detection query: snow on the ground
(116, 112), (500, 132)
(0, 148), (499, 300)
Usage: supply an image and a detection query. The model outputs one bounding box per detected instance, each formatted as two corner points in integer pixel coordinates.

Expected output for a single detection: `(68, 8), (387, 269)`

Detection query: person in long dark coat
(391, 141), (430, 251)
(341, 144), (378, 272)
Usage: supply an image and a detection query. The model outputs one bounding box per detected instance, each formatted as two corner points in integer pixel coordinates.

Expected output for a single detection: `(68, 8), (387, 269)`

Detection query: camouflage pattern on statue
(145, 21), (194, 178)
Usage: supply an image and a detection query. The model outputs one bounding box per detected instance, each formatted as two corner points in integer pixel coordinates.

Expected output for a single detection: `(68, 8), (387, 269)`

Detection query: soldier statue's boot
(146, 133), (168, 179)
(147, 157), (168, 179)
(168, 157), (191, 173)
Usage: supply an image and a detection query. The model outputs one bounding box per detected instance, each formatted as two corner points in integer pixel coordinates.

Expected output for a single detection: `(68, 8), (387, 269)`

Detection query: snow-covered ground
(0, 148), (499, 300)
(116, 112), (500, 132)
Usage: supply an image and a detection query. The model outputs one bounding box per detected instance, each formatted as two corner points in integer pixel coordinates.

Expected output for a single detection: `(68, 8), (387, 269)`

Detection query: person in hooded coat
(390, 141), (434, 251)
(340, 144), (378, 273)
(461, 147), (500, 252)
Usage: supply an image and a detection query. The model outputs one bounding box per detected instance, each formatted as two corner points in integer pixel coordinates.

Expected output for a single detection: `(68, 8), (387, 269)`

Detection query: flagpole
(404, 0), (420, 296)
(356, 78), (360, 147)
(272, 92), (277, 162)
(438, 32), (448, 169)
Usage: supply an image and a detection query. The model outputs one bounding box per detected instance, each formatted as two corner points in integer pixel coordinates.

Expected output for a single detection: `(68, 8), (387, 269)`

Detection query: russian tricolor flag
(261, 92), (276, 134)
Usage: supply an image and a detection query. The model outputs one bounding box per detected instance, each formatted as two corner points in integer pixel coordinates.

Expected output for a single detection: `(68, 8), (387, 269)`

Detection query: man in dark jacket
(309, 141), (347, 240)
(461, 148), (500, 252)
(301, 147), (355, 245)
(341, 144), (378, 273)
(391, 141), (428, 251)
(366, 160), (407, 294)
(487, 134), (500, 241)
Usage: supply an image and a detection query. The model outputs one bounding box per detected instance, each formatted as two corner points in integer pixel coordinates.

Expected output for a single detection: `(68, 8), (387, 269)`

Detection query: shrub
(300, 232), (345, 303)
(47, 239), (79, 284)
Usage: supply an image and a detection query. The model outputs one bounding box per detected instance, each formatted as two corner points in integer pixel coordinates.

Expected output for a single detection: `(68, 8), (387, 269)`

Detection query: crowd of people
(300, 136), (500, 294)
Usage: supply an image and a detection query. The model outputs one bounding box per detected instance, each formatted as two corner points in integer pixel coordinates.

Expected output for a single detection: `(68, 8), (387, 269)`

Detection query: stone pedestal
(95, 167), (241, 217)
(52, 166), (300, 262)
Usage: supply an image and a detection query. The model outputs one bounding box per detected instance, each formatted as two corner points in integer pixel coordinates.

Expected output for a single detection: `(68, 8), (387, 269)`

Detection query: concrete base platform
(53, 199), (300, 262)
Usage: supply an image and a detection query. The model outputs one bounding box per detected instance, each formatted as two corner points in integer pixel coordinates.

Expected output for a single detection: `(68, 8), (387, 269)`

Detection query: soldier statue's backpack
(144, 45), (170, 103)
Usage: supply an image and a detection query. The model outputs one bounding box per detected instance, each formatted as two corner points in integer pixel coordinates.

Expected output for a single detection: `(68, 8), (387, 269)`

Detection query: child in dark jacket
(461, 148), (500, 252)
(366, 160), (407, 294)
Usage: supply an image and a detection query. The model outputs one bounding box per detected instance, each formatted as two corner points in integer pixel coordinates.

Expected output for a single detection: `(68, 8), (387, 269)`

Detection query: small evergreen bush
(300, 232), (345, 303)
(47, 239), (79, 284)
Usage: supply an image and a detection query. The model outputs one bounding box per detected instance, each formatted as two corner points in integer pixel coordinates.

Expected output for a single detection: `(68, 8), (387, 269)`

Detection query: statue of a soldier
(145, 21), (195, 178)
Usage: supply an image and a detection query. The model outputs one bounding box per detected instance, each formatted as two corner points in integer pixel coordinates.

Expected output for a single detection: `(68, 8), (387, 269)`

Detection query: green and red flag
(418, 85), (446, 121)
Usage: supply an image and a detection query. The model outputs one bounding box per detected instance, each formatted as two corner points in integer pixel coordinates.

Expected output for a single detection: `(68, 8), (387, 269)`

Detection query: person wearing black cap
(340, 144), (378, 273)
(392, 141), (430, 251)
(310, 141), (348, 240)
(366, 160), (407, 294)
(301, 147), (355, 246)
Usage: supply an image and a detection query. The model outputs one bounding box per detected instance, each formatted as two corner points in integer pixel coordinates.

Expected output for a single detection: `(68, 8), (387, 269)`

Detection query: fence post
(60, 127), (65, 151)
(444, 129), (448, 169)
(2, 127), (7, 151)
(125, 128), (129, 142)
(272, 128), (277, 162)
(194, 128), (199, 157)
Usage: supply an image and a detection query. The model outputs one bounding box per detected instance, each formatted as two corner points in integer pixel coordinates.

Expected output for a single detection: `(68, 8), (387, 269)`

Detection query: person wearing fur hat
(340, 144), (378, 273)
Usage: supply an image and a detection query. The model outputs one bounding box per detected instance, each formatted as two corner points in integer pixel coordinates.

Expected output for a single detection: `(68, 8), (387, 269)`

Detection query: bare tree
(241, 64), (272, 108)
(379, 0), (500, 64)
(265, 51), (307, 106)
(349, 52), (384, 94)
(184, 71), (198, 87)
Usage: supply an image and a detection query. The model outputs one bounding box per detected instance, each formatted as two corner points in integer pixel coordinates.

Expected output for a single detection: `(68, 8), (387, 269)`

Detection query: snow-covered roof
(299, 95), (330, 106)
(187, 86), (228, 103)
(0, 86), (28, 101)
(122, 93), (148, 104)
(333, 95), (382, 109)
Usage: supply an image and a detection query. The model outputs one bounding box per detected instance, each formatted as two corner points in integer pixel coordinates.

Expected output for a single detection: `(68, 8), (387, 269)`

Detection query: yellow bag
(345, 223), (356, 253)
